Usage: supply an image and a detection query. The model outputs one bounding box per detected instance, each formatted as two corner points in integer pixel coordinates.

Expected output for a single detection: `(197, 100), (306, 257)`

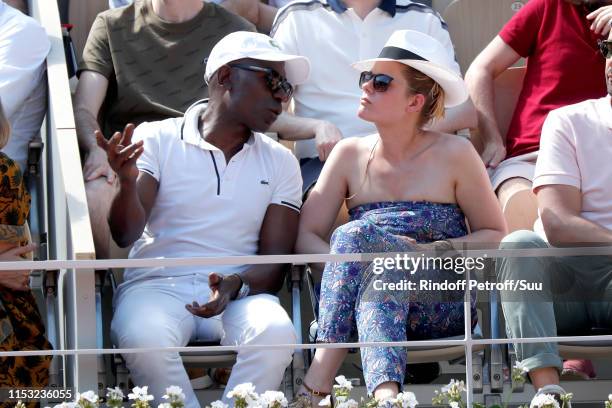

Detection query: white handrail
(29, 0), (97, 392)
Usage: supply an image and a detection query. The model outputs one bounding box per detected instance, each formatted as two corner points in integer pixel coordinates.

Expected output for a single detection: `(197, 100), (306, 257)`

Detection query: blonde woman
(294, 30), (506, 404)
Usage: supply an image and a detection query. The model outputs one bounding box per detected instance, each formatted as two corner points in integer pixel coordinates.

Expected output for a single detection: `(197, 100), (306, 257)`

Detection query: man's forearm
(108, 181), (147, 247)
(429, 98), (478, 134)
(74, 106), (101, 153)
(269, 111), (321, 141)
(257, 2), (277, 33)
(465, 67), (505, 145)
(239, 263), (287, 295)
(542, 211), (612, 247)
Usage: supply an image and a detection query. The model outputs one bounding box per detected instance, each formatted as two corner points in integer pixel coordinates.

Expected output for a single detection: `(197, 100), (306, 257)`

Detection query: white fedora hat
(352, 30), (468, 108)
(205, 31), (310, 86)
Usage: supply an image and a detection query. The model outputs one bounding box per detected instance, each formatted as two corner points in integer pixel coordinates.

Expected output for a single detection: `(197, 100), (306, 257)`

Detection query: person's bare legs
(529, 367), (560, 390)
(497, 177), (538, 232)
(297, 348), (348, 404)
(373, 382), (399, 401)
(85, 177), (118, 259)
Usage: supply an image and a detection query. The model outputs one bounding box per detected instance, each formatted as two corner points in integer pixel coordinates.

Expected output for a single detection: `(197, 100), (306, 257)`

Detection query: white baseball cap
(204, 31), (310, 85)
(352, 30), (468, 108)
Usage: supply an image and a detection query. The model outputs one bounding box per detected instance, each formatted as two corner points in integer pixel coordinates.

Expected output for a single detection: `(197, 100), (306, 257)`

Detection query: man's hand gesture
(186, 273), (242, 318)
(95, 123), (144, 185)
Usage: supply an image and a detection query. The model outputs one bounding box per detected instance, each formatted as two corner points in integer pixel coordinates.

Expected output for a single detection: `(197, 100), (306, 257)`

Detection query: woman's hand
(0, 243), (36, 291)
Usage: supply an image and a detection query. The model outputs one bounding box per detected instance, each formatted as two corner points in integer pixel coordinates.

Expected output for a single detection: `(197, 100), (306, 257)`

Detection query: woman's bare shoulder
(330, 134), (378, 160)
(429, 132), (479, 162)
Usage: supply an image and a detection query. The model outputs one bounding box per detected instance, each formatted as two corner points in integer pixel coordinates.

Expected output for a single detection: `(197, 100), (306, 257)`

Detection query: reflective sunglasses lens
(372, 75), (392, 92)
(359, 71), (373, 87)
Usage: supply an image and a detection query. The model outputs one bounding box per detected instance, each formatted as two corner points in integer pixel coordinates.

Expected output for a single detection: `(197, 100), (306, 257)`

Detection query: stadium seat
(443, 0), (528, 74)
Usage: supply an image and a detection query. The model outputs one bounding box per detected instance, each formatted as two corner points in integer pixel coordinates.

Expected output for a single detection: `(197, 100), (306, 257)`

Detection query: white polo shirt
(124, 101), (303, 283)
(271, 0), (459, 159)
(533, 95), (612, 240)
(0, 1), (50, 171)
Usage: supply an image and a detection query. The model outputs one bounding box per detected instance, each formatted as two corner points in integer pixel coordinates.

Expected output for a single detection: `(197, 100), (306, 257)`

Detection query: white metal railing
(30, 0), (98, 392)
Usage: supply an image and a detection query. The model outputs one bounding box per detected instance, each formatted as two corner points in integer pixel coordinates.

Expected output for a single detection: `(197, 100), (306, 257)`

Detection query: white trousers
(110, 274), (296, 408)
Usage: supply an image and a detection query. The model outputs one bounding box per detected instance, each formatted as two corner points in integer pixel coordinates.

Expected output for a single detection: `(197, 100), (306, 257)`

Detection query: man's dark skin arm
(95, 124), (159, 247)
(187, 203), (299, 318)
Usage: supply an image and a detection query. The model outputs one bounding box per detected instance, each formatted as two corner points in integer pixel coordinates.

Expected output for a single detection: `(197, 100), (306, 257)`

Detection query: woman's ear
(405, 93), (426, 115)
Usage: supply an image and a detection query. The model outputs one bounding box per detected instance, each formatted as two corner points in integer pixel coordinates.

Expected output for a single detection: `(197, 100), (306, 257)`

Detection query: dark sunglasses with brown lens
(229, 63), (294, 101)
(599, 40), (612, 59)
(359, 71), (395, 92)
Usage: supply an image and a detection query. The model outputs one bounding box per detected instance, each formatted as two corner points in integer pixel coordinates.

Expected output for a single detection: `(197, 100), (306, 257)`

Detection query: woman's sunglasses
(599, 40), (612, 59)
(359, 71), (394, 92)
(229, 63), (294, 100)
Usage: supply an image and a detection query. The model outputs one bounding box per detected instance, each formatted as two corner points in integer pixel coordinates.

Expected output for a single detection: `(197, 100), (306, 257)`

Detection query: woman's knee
(330, 219), (375, 251)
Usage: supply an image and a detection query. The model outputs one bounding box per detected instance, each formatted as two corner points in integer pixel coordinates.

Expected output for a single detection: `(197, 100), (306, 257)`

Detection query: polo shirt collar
(327, 0), (396, 17)
(181, 100), (256, 151)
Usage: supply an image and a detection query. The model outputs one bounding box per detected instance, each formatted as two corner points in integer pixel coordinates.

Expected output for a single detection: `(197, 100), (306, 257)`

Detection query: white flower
(530, 394), (560, 408)
(441, 380), (466, 394)
(54, 403), (77, 408)
(78, 391), (99, 404)
(609, 394), (612, 402)
(449, 402), (460, 408)
(163, 386), (186, 402)
(336, 399), (358, 408)
(128, 386), (155, 402)
(158, 404), (172, 408)
(226, 383), (258, 403)
(395, 392), (418, 408)
(514, 361), (529, 374)
(107, 387), (125, 401)
(258, 391), (288, 408)
(334, 375), (353, 390)
(318, 396), (332, 407)
(210, 401), (229, 408)
(335, 396), (347, 404)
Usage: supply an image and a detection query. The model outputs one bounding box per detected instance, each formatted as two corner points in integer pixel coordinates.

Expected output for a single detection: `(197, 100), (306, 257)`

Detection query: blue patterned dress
(316, 201), (477, 393)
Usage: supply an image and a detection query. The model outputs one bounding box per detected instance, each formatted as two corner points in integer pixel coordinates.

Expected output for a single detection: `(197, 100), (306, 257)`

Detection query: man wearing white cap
(97, 31), (310, 407)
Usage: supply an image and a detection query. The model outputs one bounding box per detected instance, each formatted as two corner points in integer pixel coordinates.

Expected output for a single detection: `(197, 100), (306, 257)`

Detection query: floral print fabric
(316, 201), (477, 393)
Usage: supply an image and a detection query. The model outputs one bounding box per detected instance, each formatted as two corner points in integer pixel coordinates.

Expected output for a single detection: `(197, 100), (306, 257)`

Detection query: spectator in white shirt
(0, 0), (50, 173)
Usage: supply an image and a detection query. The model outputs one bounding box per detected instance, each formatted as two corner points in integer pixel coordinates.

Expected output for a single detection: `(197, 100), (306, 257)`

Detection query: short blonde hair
(0, 99), (10, 149)
(401, 65), (446, 128)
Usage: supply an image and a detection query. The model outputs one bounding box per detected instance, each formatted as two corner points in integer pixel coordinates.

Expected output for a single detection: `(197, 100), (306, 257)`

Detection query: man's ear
(405, 93), (426, 114)
(216, 65), (233, 90)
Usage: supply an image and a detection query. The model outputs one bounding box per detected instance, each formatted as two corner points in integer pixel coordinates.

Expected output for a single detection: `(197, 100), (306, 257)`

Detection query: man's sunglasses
(359, 71), (394, 92)
(599, 40), (612, 59)
(228, 63), (294, 100)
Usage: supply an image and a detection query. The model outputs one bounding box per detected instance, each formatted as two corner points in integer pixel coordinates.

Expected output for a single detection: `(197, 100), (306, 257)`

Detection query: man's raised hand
(95, 123), (144, 185)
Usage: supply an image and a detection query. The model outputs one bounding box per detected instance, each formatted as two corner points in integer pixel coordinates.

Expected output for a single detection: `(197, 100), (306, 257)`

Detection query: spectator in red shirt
(466, 0), (612, 383)
(465, 0), (612, 231)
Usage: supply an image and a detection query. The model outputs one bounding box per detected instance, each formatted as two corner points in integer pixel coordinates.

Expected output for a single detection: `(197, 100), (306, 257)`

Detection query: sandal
(289, 382), (331, 408)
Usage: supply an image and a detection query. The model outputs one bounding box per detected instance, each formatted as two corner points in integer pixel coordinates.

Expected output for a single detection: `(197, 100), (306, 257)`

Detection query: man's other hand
(588, 6), (612, 36)
(314, 120), (342, 162)
(480, 136), (507, 169)
(83, 146), (116, 183)
(185, 273), (242, 318)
